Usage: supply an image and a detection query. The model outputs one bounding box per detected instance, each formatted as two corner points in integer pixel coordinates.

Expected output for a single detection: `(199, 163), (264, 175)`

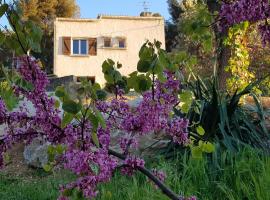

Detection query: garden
(0, 0), (270, 200)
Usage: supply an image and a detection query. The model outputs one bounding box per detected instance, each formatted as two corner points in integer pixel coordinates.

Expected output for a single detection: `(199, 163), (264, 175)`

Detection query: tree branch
(108, 149), (180, 200)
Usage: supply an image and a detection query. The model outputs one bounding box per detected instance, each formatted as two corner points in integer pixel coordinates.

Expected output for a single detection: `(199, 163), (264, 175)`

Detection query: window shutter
(63, 37), (71, 55)
(88, 38), (97, 56)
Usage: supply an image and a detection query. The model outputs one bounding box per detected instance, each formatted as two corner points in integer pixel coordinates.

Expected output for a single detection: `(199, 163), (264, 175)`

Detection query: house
(53, 12), (165, 85)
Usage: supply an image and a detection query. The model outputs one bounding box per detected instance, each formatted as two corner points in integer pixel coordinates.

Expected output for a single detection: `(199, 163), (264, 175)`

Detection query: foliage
(166, 1), (215, 77)
(0, 2), (43, 54)
(102, 59), (129, 97)
(173, 75), (270, 153)
(224, 21), (257, 93)
(17, 0), (80, 73)
(18, 0), (80, 32)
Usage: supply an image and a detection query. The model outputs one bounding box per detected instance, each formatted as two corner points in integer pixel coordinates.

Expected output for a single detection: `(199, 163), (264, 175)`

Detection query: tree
(166, 1), (215, 77)
(17, 0), (80, 73)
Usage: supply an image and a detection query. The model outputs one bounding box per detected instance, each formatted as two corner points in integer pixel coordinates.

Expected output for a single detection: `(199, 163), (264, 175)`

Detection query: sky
(0, 0), (170, 28)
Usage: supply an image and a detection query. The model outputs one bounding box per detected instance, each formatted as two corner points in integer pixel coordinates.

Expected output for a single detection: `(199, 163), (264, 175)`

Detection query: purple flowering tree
(0, 53), (196, 200)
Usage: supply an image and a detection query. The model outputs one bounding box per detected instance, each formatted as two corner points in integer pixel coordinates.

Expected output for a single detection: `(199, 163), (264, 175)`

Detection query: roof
(55, 14), (164, 23)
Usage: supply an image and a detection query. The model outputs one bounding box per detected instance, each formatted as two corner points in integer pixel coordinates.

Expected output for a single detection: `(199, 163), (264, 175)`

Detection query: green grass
(0, 147), (269, 200)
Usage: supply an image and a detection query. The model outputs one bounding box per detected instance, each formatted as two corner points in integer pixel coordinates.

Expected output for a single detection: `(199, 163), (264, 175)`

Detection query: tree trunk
(206, 0), (231, 90)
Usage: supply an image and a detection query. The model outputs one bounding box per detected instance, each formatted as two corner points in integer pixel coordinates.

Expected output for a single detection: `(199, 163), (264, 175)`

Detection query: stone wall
(46, 75), (75, 91)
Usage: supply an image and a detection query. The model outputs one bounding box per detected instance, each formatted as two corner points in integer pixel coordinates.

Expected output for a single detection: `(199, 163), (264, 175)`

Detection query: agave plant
(174, 75), (269, 152)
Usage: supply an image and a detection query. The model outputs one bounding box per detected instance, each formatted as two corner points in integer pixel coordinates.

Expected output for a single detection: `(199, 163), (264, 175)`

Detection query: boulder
(23, 137), (50, 168)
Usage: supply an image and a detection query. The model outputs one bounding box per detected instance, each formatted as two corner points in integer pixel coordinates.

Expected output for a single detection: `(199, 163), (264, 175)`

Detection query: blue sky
(0, 0), (170, 28)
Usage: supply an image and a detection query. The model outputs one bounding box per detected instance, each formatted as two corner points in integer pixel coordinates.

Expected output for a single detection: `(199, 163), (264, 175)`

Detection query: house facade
(53, 13), (165, 85)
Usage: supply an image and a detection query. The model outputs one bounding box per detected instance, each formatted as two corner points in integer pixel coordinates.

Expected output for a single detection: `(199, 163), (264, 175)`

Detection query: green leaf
(0, 83), (19, 111)
(61, 112), (74, 128)
(54, 100), (60, 108)
(202, 142), (215, 153)
(139, 44), (152, 60)
(104, 74), (114, 84)
(0, 4), (8, 18)
(95, 109), (106, 128)
(55, 86), (66, 98)
(43, 164), (52, 172)
(158, 49), (169, 68)
(134, 75), (151, 92)
(91, 132), (100, 147)
(196, 126), (205, 136)
(127, 71), (138, 89)
(55, 144), (65, 154)
(87, 112), (99, 131)
(96, 89), (107, 100)
(179, 90), (193, 113)
(102, 60), (114, 74)
(137, 60), (151, 73)
(62, 100), (82, 115)
(191, 146), (203, 159)
(117, 62), (122, 69)
(92, 83), (101, 90)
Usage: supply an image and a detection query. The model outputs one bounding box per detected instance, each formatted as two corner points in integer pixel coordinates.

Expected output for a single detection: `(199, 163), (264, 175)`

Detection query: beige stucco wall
(53, 15), (165, 85)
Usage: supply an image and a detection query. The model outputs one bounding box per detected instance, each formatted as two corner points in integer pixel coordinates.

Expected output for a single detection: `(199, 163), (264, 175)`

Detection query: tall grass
(0, 147), (269, 200)
(99, 147), (270, 200)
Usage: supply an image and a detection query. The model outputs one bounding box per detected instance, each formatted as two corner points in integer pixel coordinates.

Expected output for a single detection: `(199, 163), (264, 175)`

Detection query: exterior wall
(54, 16), (165, 85)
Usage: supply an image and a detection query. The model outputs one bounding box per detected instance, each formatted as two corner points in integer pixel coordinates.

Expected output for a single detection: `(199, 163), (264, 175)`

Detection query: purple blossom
(121, 156), (145, 176)
(219, 0), (270, 45)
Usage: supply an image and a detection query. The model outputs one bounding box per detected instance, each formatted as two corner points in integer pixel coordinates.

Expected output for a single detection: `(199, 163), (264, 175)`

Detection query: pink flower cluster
(98, 72), (190, 148)
(0, 99), (7, 125)
(166, 118), (189, 145)
(62, 149), (117, 198)
(121, 156), (145, 176)
(219, 0), (270, 45)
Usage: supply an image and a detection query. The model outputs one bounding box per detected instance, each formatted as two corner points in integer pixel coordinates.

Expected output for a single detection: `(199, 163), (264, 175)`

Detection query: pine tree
(17, 0), (80, 73)
(167, 0), (183, 23)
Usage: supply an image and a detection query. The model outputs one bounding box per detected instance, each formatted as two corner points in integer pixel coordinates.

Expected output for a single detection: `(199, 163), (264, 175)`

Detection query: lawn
(1, 147), (269, 200)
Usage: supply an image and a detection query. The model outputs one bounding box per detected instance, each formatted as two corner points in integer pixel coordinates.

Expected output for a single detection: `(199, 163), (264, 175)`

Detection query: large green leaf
(61, 112), (74, 128)
(55, 86), (66, 98)
(91, 132), (100, 147)
(95, 109), (106, 128)
(137, 60), (151, 72)
(62, 100), (82, 115)
(139, 44), (152, 60)
(87, 112), (99, 131)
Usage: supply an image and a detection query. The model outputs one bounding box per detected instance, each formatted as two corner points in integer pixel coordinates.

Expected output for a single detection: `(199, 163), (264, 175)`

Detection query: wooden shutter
(63, 37), (71, 55)
(88, 38), (97, 56)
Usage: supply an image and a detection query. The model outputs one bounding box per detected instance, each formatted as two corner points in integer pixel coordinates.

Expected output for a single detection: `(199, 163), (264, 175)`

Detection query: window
(72, 39), (88, 55)
(104, 38), (112, 47)
(118, 38), (126, 48)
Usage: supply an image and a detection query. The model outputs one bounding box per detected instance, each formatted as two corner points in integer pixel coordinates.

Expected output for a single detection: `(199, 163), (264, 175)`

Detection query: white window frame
(72, 38), (88, 55)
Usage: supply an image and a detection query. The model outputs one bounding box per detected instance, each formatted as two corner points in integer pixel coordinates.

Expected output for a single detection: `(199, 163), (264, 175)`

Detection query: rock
(23, 137), (50, 168)
(127, 97), (143, 108)
(109, 129), (170, 157)
(0, 124), (7, 137)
